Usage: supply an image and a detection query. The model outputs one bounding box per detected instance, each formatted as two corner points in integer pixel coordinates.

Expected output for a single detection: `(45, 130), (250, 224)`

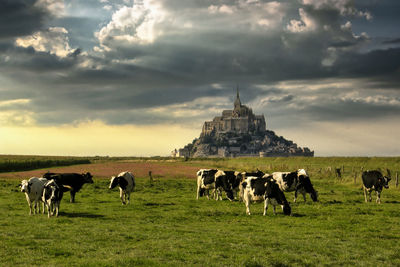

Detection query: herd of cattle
(17, 167), (392, 218)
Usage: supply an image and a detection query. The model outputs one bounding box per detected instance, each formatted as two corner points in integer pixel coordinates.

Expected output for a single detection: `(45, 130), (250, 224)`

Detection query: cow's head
(378, 177), (391, 189)
(109, 176), (119, 189)
(83, 172), (94, 183)
(44, 180), (60, 201)
(20, 180), (31, 193)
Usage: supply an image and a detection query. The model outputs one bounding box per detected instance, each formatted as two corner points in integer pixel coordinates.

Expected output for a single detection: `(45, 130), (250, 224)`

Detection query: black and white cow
(242, 175), (291, 216)
(109, 171), (136, 205)
(213, 170), (241, 201)
(43, 172), (94, 203)
(272, 169), (318, 202)
(238, 170), (265, 202)
(19, 177), (48, 215)
(42, 179), (64, 218)
(362, 170), (391, 203)
(196, 169), (218, 200)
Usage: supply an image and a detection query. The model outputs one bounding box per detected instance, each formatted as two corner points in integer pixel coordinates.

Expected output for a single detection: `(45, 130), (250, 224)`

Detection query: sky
(0, 0), (399, 157)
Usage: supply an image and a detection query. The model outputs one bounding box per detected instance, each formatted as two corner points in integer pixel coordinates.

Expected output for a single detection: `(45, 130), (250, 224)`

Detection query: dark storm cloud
(0, 0), (47, 39)
(1, 0), (399, 128)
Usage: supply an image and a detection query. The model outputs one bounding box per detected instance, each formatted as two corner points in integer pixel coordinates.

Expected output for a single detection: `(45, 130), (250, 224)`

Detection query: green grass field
(1, 157), (400, 266)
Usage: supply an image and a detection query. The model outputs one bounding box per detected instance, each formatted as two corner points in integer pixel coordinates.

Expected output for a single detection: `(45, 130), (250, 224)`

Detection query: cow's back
(51, 173), (86, 191)
(118, 171), (135, 192)
(362, 170), (383, 188)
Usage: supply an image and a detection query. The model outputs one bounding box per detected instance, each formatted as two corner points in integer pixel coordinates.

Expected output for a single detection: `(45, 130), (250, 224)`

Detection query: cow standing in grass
(42, 179), (64, 218)
(362, 170), (391, 203)
(109, 171), (136, 205)
(196, 169), (218, 200)
(242, 175), (291, 216)
(43, 172), (93, 203)
(213, 170), (241, 201)
(19, 177), (48, 215)
(272, 169), (318, 202)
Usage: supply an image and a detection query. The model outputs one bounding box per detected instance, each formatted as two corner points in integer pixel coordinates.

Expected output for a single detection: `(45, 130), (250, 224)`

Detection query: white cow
(109, 171), (136, 205)
(19, 177), (48, 215)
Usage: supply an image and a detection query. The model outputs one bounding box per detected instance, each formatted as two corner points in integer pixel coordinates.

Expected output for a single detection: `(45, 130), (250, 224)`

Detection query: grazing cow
(242, 175), (291, 216)
(238, 170), (265, 201)
(196, 169), (218, 200)
(109, 171), (135, 205)
(42, 179), (64, 218)
(362, 170), (391, 203)
(43, 172), (94, 203)
(19, 177), (48, 215)
(213, 170), (241, 201)
(272, 169), (318, 202)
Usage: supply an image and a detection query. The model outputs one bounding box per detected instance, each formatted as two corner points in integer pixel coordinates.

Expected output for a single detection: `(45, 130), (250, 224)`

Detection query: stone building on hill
(177, 90), (314, 158)
(202, 90), (266, 135)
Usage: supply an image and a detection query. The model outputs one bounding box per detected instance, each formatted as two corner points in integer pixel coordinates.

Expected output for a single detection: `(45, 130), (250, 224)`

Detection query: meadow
(1, 157), (400, 266)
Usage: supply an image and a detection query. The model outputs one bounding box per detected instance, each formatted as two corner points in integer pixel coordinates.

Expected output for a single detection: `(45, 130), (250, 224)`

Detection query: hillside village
(174, 90), (314, 158)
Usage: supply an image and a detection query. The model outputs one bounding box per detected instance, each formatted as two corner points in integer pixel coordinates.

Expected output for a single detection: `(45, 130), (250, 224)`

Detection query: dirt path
(0, 161), (201, 180)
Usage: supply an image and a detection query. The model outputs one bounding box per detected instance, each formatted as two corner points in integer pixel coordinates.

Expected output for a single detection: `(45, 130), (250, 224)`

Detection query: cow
(196, 169), (218, 200)
(362, 170), (391, 203)
(272, 169), (318, 202)
(42, 179), (64, 218)
(109, 171), (135, 205)
(238, 170), (265, 201)
(213, 170), (240, 201)
(43, 172), (94, 203)
(242, 175), (291, 216)
(19, 177), (48, 215)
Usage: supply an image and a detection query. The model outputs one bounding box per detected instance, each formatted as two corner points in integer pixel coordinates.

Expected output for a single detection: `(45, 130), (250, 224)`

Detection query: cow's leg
(42, 201), (45, 214)
(302, 192), (307, 202)
(273, 205), (276, 215)
(55, 202), (59, 217)
(25, 194), (33, 215)
(368, 190), (372, 202)
(244, 193), (251, 215)
(119, 188), (126, 205)
(127, 192), (131, 204)
(294, 190), (298, 203)
(196, 185), (200, 200)
(70, 191), (76, 203)
(263, 198), (269, 216)
(376, 191), (381, 204)
(363, 187), (368, 203)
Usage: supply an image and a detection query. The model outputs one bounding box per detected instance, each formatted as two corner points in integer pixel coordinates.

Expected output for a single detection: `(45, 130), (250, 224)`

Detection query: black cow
(242, 175), (291, 216)
(272, 169), (318, 202)
(43, 172), (94, 203)
(42, 179), (64, 218)
(362, 170), (391, 203)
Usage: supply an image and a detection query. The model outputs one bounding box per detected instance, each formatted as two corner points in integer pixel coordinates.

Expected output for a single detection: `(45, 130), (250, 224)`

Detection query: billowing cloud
(0, 0), (399, 156)
(15, 27), (74, 57)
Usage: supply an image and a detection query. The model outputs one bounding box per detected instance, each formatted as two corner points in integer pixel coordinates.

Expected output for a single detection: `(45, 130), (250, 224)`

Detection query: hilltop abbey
(176, 90), (313, 158)
(202, 90), (266, 135)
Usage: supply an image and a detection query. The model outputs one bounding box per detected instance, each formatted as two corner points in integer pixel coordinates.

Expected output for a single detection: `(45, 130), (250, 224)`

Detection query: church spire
(234, 85), (241, 108)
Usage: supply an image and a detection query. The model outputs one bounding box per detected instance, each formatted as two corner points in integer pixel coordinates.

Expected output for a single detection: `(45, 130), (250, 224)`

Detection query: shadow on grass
(143, 202), (176, 207)
(384, 200), (400, 204)
(59, 212), (105, 218)
(291, 213), (306, 217)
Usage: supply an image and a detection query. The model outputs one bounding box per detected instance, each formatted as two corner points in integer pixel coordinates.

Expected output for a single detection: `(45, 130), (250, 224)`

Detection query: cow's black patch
(118, 177), (128, 190)
(281, 172), (297, 189)
(250, 177), (268, 196)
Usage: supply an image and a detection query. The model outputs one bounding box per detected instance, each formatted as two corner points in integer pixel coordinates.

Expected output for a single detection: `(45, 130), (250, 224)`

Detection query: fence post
(396, 172), (399, 188)
(149, 171), (153, 184)
(354, 172), (357, 184)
